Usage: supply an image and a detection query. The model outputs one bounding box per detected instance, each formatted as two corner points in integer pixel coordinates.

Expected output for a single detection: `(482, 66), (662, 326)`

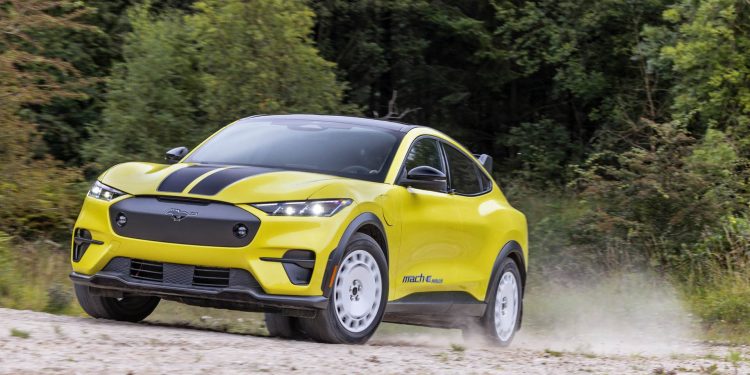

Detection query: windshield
(186, 118), (403, 182)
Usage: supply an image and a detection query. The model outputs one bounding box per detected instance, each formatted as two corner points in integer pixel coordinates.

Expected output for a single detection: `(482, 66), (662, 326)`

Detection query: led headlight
(88, 181), (127, 201)
(252, 199), (352, 217)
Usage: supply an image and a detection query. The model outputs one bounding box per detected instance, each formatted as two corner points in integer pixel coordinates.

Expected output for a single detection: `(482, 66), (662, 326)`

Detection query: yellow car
(70, 114), (528, 345)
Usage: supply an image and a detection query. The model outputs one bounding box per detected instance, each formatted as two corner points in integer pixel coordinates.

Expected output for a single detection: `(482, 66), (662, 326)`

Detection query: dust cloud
(513, 272), (698, 355)
(373, 273), (698, 356)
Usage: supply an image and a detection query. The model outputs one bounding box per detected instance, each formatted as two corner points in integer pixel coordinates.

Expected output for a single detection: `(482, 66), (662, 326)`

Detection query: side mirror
(474, 153), (493, 172)
(165, 146), (189, 164)
(399, 166), (447, 192)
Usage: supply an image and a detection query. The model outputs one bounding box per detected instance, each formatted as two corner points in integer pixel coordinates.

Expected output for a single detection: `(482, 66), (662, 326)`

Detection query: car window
(404, 138), (445, 173)
(479, 169), (493, 191)
(185, 119), (401, 182)
(444, 145), (483, 195)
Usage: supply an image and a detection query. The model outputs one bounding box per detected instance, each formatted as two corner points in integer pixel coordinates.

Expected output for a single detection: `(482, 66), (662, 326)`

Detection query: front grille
(130, 259), (164, 281)
(109, 196), (260, 247)
(192, 267), (230, 287)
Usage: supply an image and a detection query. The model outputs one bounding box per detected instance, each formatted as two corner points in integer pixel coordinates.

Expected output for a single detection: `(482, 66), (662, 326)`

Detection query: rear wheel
(463, 258), (523, 346)
(299, 233), (388, 344)
(74, 284), (160, 323)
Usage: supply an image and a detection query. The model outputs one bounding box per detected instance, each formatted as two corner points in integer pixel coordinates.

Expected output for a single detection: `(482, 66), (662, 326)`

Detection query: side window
(444, 145), (483, 195)
(478, 169), (493, 191)
(404, 138), (445, 173)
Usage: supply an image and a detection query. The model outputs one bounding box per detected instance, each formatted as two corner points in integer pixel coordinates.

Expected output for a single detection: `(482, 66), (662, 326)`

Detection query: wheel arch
(485, 240), (526, 302)
(320, 212), (388, 297)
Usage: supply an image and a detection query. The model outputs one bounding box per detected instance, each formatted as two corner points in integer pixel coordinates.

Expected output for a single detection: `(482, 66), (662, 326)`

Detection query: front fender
(319, 212), (387, 298)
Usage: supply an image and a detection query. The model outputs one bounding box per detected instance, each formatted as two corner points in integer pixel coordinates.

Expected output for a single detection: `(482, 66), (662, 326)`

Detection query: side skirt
(383, 292), (486, 329)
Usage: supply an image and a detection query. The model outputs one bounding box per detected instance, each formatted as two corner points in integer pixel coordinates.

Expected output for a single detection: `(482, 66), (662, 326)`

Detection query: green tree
(85, 4), (203, 168)
(0, 0), (90, 239)
(313, 0), (673, 176)
(657, 0), (750, 152)
(90, 0), (352, 168)
(189, 0), (354, 126)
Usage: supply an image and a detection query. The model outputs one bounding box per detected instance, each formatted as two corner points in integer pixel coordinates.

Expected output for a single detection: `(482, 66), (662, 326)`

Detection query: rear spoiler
(473, 154), (493, 172)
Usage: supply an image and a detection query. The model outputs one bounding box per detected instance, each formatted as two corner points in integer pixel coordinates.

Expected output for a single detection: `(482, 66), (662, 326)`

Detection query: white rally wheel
(494, 270), (520, 341)
(332, 249), (383, 333)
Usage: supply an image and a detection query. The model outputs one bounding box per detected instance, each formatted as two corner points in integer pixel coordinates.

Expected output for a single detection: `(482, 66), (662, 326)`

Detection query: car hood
(99, 162), (346, 204)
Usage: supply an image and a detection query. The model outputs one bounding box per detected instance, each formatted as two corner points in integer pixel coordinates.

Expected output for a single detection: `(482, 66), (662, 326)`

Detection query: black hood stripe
(189, 166), (277, 195)
(157, 165), (220, 192)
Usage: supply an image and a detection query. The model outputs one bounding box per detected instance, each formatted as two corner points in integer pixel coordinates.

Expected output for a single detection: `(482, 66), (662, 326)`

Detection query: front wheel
(74, 284), (160, 323)
(299, 233), (388, 344)
(464, 258), (523, 346)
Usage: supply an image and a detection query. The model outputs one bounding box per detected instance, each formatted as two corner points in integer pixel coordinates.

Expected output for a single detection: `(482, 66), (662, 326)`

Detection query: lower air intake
(130, 259), (163, 282)
(192, 266), (230, 287)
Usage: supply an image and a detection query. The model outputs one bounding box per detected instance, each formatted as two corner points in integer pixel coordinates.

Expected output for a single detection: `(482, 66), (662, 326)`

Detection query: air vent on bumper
(192, 266), (230, 287)
(130, 259), (164, 282)
(72, 228), (103, 262)
(260, 250), (315, 285)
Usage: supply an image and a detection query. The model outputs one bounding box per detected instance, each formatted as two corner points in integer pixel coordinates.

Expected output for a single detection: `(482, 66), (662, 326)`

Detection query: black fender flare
(484, 240), (526, 329)
(485, 240), (526, 302)
(320, 212), (387, 298)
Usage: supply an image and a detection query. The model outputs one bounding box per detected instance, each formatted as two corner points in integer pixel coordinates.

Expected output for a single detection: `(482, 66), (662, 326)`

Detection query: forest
(2, 0), (750, 340)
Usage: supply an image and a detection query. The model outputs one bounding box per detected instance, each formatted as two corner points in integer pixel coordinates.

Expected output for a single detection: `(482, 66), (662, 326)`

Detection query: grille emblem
(166, 208), (198, 222)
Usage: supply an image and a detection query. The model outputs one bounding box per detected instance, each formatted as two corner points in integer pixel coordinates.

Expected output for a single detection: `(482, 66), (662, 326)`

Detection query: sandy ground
(0, 307), (746, 374)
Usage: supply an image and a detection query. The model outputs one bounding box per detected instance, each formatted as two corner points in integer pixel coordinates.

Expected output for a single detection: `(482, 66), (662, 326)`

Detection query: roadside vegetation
(2, 0), (750, 343)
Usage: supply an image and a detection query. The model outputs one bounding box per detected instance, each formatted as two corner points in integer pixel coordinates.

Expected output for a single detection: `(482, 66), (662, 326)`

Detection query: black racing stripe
(157, 165), (220, 192)
(188, 166), (277, 195)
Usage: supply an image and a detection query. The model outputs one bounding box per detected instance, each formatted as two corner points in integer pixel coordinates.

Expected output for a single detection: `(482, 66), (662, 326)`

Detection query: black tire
(264, 313), (307, 340)
(463, 257), (523, 346)
(74, 284), (160, 323)
(299, 233), (388, 344)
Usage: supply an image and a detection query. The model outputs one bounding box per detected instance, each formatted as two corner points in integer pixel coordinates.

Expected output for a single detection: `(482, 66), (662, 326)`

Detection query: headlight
(252, 199), (352, 217)
(88, 181), (127, 201)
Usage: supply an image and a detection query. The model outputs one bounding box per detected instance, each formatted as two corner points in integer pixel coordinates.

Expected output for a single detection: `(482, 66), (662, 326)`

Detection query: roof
(242, 114), (420, 133)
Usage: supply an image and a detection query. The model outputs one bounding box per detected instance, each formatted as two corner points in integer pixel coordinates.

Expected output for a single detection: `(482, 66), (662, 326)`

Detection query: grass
(683, 268), (750, 345)
(450, 343), (466, 352)
(10, 328), (30, 338)
(0, 234), (80, 314)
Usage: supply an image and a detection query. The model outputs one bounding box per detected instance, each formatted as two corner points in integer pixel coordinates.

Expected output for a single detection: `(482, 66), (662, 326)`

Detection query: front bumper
(69, 260), (328, 311)
(72, 195), (353, 297)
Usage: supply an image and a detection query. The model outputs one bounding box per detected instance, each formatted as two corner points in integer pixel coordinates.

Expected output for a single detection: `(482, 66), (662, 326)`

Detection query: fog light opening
(233, 223), (248, 238)
(115, 212), (127, 227)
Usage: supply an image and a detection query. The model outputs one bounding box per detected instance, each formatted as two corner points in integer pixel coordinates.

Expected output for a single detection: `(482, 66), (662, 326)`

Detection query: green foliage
(658, 0), (750, 149)
(89, 0), (353, 168)
(0, 234), (77, 313)
(573, 120), (745, 272)
(0, 0), (87, 239)
(502, 119), (574, 187)
(190, 0), (355, 126)
(10, 328), (30, 339)
(85, 4), (203, 167)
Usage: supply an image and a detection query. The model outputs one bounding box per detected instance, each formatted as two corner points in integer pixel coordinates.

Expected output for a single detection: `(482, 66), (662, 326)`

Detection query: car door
(391, 137), (464, 299)
(440, 143), (495, 292)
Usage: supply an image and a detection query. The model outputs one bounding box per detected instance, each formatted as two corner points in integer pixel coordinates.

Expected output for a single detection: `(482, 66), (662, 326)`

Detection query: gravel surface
(0, 308), (746, 374)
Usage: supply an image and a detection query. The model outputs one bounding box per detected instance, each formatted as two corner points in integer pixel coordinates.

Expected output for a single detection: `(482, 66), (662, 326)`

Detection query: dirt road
(0, 307), (744, 374)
